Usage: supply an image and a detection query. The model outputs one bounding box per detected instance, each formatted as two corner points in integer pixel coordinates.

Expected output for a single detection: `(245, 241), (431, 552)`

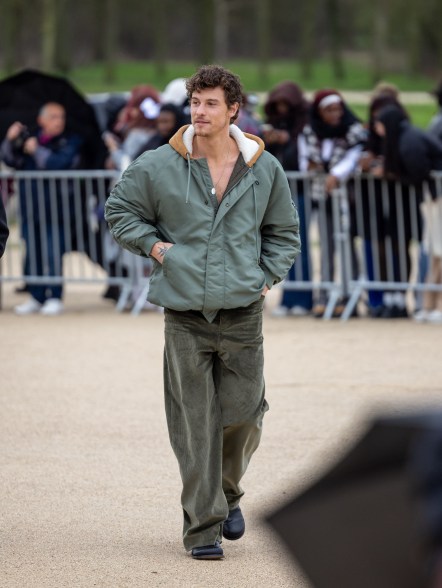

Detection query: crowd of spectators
(1, 74), (442, 320)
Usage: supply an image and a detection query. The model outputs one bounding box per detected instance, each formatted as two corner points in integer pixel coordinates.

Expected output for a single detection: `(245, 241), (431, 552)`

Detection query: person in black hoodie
(358, 94), (411, 317)
(375, 105), (442, 188)
(263, 81), (309, 170)
(263, 81), (313, 316)
(375, 104), (442, 320)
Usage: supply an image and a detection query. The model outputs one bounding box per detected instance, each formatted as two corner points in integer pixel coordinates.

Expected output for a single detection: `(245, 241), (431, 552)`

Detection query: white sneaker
(289, 305), (310, 317)
(413, 309), (429, 323)
(40, 298), (64, 316)
(427, 309), (442, 324)
(14, 297), (42, 315)
(271, 305), (289, 317)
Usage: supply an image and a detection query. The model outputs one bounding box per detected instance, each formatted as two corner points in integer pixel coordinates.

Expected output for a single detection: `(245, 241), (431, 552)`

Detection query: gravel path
(2, 286), (441, 587)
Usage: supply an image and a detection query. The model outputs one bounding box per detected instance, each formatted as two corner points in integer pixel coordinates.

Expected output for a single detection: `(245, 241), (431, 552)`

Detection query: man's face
(190, 87), (238, 138)
(38, 104), (66, 137)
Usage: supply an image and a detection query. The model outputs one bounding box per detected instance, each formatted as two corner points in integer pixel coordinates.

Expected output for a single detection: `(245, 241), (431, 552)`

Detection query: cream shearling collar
(181, 124), (264, 167)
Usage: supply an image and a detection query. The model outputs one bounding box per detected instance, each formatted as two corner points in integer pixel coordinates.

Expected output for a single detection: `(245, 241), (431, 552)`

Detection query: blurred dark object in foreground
(267, 411), (442, 588)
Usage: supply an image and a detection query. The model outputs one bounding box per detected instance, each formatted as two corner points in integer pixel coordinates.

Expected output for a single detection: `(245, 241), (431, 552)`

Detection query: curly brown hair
(186, 65), (243, 122)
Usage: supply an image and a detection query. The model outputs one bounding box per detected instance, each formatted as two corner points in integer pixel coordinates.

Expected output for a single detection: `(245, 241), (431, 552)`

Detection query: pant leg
(163, 299), (268, 550)
(26, 222), (47, 304)
(222, 420), (264, 510)
(364, 239), (384, 309)
(46, 222), (65, 300)
(164, 309), (226, 551)
(317, 197), (334, 304)
(215, 299), (269, 508)
(280, 195), (313, 310)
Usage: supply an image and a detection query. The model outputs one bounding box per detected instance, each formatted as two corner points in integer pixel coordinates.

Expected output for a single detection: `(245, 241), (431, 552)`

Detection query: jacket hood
(264, 81), (308, 113)
(263, 81), (309, 136)
(169, 124), (265, 167)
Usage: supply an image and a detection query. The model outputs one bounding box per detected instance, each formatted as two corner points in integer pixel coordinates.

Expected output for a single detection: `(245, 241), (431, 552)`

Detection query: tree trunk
(300, 0), (317, 80)
(256, 0), (270, 85)
(196, 0), (215, 65)
(405, 0), (421, 75)
(103, 0), (118, 84)
(3, 0), (24, 74)
(92, 0), (106, 61)
(55, 0), (71, 73)
(214, 0), (229, 62)
(371, 0), (388, 84)
(41, 0), (58, 72)
(151, 0), (168, 79)
(325, 0), (345, 80)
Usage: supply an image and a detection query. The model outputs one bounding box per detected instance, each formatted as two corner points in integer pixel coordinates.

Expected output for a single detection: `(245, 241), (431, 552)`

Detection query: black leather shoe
(222, 506), (245, 540)
(191, 541), (224, 560)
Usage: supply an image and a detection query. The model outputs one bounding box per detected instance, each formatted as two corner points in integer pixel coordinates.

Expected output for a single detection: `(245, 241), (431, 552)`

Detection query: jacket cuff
(141, 235), (160, 257)
(261, 266), (278, 289)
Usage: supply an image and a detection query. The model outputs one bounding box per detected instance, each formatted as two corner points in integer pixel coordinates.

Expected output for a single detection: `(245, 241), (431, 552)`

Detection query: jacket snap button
(205, 200), (208, 204)
(225, 203), (230, 207)
(255, 180), (259, 185)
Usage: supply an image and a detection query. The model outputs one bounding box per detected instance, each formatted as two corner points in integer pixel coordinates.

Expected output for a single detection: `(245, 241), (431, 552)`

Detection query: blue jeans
(280, 195), (313, 310)
(24, 220), (65, 304)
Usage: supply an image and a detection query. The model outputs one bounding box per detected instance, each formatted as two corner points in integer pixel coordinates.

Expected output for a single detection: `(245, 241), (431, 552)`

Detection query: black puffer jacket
(263, 81), (309, 170)
(378, 105), (442, 188)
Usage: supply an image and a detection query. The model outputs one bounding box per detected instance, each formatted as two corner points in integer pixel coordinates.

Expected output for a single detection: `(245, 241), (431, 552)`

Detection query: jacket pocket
(156, 244), (206, 309)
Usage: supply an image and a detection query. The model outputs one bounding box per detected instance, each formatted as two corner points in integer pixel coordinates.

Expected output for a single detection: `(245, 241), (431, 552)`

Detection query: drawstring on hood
(252, 183), (260, 261)
(185, 152), (191, 204)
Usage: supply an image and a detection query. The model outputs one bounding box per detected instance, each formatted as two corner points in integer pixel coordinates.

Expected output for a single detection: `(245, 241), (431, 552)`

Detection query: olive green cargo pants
(163, 298), (269, 551)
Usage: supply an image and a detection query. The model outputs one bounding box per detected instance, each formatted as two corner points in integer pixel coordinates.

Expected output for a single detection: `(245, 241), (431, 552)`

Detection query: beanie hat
(313, 89), (342, 110)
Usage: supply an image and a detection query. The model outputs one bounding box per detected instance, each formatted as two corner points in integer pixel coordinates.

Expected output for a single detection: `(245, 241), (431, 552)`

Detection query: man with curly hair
(105, 64), (300, 559)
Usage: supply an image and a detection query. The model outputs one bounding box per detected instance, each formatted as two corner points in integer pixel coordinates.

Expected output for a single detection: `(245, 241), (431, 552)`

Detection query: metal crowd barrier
(285, 170), (442, 320)
(0, 169), (147, 313)
(1, 169), (442, 319)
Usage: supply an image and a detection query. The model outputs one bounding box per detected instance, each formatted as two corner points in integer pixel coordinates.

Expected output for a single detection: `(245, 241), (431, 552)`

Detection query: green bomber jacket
(104, 124), (301, 321)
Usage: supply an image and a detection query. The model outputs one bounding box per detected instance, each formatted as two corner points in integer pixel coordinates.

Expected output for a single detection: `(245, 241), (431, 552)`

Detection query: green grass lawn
(66, 59), (439, 127)
(349, 102), (438, 128)
(1, 58), (439, 128)
(66, 58), (437, 94)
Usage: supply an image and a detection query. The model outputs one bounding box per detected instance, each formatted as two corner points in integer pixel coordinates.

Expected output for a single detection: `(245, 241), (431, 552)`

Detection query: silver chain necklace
(211, 139), (231, 196)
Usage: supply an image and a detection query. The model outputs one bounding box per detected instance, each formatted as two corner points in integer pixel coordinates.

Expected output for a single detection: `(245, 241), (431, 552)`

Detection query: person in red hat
(300, 89), (367, 317)
(103, 84), (161, 173)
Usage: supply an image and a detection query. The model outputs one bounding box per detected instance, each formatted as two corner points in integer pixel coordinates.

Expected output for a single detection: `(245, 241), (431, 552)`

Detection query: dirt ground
(1, 283), (442, 588)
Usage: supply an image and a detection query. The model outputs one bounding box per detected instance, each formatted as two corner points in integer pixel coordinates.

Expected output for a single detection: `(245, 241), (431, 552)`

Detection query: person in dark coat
(374, 104), (442, 319)
(263, 81), (313, 316)
(263, 81), (309, 170)
(376, 105), (442, 187)
(0, 102), (83, 315)
(358, 94), (410, 317)
(0, 195), (8, 257)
